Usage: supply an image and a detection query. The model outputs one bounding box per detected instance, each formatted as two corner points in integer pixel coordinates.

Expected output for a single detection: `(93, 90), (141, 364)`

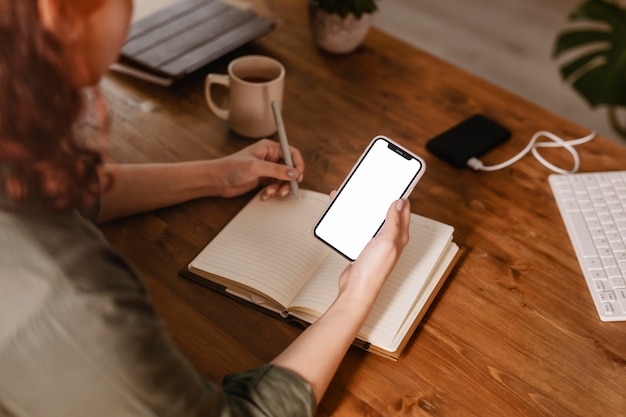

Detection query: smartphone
(425, 114), (511, 168)
(313, 136), (425, 262)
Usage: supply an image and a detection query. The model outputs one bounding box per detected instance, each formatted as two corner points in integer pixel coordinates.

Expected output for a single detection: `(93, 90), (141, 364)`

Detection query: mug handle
(205, 73), (230, 121)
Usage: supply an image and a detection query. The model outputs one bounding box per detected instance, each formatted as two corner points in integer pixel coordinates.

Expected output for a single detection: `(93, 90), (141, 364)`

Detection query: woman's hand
(337, 199), (411, 303)
(212, 139), (304, 199)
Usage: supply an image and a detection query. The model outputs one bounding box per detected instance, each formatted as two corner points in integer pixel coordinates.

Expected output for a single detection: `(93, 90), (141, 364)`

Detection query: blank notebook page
(189, 190), (330, 308)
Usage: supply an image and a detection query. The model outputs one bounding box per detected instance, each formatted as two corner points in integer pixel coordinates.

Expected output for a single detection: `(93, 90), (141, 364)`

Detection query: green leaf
(553, 0), (626, 108)
(558, 49), (604, 79)
(553, 30), (612, 57)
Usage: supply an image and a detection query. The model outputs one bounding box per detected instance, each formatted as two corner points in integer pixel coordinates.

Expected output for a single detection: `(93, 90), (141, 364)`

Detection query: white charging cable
(466, 130), (597, 174)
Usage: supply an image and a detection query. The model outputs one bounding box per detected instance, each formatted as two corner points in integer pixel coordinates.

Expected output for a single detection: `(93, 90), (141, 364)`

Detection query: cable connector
(466, 157), (484, 171)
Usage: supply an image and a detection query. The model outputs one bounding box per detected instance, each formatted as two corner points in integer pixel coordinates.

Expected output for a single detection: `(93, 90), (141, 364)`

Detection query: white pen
(271, 100), (299, 198)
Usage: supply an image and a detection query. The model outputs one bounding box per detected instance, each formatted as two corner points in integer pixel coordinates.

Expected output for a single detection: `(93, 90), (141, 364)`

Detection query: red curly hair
(0, 0), (112, 211)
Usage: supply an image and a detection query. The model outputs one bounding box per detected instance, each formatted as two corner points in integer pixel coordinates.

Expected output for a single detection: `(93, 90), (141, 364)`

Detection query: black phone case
(426, 114), (511, 168)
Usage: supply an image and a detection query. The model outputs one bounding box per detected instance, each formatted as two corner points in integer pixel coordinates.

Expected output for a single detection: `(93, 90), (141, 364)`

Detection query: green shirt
(0, 198), (316, 417)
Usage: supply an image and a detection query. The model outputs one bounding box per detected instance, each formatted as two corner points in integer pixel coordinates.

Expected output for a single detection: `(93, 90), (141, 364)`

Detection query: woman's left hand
(212, 139), (305, 199)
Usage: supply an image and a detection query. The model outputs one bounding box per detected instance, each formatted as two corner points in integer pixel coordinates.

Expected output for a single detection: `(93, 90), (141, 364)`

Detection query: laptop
(110, 0), (275, 86)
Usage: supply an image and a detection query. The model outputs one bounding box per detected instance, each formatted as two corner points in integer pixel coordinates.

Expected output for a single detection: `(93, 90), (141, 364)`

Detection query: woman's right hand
(337, 199), (411, 304)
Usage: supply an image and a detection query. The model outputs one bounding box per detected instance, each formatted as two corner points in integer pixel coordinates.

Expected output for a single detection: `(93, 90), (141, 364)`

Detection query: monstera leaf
(553, 0), (626, 109)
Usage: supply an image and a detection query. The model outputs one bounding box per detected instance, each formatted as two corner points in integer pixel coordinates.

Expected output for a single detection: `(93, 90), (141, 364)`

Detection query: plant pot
(308, 5), (372, 54)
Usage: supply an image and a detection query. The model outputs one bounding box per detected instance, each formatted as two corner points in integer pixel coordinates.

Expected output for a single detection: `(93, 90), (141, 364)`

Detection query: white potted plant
(308, 0), (379, 54)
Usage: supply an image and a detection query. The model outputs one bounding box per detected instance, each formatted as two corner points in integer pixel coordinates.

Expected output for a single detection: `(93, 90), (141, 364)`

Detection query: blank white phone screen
(314, 138), (423, 261)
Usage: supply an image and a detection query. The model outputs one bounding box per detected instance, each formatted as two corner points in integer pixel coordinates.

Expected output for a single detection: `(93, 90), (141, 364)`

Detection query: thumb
(378, 199), (411, 247)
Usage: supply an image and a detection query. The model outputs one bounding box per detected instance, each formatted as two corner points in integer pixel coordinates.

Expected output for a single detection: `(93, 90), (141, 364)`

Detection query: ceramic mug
(205, 55), (285, 139)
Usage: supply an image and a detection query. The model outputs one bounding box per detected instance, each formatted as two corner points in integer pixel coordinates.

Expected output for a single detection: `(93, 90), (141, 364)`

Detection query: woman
(0, 1), (411, 416)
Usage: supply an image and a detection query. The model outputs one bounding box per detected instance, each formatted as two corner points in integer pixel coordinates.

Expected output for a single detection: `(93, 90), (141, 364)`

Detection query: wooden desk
(100, 1), (625, 415)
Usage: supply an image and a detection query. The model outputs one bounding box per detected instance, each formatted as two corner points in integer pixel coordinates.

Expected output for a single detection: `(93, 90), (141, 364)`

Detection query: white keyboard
(549, 171), (626, 321)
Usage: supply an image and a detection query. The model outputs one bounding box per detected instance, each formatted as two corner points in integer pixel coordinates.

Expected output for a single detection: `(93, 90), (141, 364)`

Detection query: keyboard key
(584, 175), (598, 187)
(603, 257), (617, 267)
(606, 266), (621, 277)
(587, 257), (602, 269)
(591, 228), (606, 239)
(572, 178), (586, 193)
(567, 211), (599, 257)
(615, 251), (626, 261)
(616, 290), (626, 312)
(607, 231), (621, 241)
(602, 302), (614, 314)
(603, 222), (617, 232)
(613, 209), (626, 219)
(586, 218), (601, 228)
(563, 200), (579, 211)
(610, 278), (625, 288)
(597, 206), (610, 215)
(591, 270), (607, 280)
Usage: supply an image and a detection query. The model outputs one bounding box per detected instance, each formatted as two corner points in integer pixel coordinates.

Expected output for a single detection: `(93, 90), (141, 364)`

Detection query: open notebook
(182, 189), (461, 360)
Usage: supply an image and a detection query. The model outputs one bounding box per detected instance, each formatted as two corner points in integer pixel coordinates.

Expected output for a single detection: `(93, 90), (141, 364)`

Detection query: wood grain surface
(100, 1), (626, 415)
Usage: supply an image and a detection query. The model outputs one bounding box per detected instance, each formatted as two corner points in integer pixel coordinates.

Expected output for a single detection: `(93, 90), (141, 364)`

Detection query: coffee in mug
(205, 55), (285, 139)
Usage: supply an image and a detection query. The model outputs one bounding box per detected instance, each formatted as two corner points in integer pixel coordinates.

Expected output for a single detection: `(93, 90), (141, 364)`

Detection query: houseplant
(553, 0), (626, 138)
(308, 0), (380, 54)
